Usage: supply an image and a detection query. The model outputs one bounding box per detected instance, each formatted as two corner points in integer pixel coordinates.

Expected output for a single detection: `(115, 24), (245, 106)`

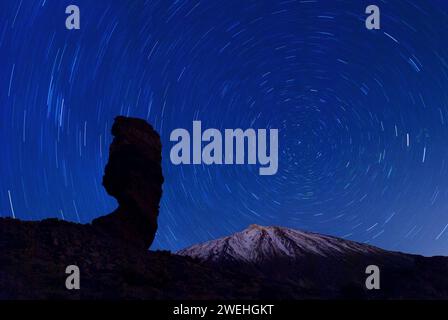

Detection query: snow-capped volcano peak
(247, 224), (268, 230)
(177, 224), (386, 264)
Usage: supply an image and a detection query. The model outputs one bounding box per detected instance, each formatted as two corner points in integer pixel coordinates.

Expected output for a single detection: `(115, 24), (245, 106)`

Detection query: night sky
(1, 0), (448, 256)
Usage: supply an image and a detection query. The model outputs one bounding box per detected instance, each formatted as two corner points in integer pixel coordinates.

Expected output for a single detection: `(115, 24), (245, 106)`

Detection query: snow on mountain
(177, 224), (388, 264)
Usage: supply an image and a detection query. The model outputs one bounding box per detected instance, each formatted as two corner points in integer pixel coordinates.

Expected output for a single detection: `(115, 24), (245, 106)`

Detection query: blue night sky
(1, 0), (448, 256)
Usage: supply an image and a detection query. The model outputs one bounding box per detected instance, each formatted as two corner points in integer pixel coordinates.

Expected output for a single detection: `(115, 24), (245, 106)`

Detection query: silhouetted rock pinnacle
(92, 116), (164, 249)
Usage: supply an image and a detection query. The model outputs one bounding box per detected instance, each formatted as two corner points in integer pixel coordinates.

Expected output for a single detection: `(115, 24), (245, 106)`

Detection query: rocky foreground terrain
(1, 116), (448, 299)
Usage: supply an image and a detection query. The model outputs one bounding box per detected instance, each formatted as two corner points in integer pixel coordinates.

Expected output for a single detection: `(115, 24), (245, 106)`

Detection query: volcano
(178, 224), (388, 263)
(178, 224), (448, 299)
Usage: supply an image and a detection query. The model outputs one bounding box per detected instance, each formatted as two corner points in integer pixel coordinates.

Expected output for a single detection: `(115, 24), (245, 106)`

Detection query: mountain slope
(178, 224), (390, 263)
(178, 224), (448, 299)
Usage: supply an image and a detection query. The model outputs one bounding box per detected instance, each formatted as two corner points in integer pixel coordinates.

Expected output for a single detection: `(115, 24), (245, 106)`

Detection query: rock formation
(92, 116), (164, 249)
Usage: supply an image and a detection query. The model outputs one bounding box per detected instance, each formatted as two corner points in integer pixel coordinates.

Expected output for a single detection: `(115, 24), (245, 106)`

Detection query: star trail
(1, 0), (448, 256)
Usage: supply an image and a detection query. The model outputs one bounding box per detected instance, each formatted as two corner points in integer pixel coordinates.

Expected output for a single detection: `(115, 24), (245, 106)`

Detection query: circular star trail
(1, 0), (448, 255)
